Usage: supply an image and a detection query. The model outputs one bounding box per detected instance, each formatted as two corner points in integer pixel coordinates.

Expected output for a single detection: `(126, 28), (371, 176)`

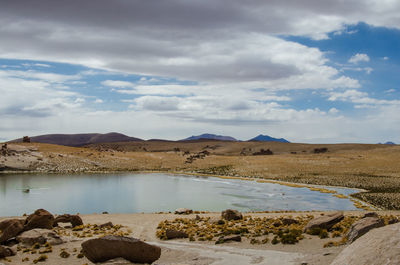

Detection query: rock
(174, 208), (193, 215)
(388, 218), (399, 224)
(81, 235), (161, 263)
(346, 217), (384, 243)
(362, 212), (378, 218)
(0, 245), (15, 258)
(165, 229), (188, 239)
(282, 218), (298, 226)
(215, 235), (241, 244)
(221, 209), (243, 221)
(53, 214), (83, 228)
(0, 219), (24, 244)
(99, 222), (114, 228)
(304, 212), (343, 233)
(331, 222), (400, 265)
(16, 228), (64, 246)
(24, 209), (54, 230)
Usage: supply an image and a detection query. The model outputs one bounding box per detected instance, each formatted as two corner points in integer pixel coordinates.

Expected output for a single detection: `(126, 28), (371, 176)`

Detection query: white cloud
(329, 107), (339, 114)
(1, 1), (400, 143)
(348, 53), (370, 64)
(101, 80), (134, 88)
(385, 89), (396, 93)
(383, 56), (389, 60)
(328, 89), (400, 107)
(94, 99), (104, 103)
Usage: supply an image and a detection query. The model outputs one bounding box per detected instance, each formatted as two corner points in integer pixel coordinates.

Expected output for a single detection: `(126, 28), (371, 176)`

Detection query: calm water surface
(0, 173), (361, 216)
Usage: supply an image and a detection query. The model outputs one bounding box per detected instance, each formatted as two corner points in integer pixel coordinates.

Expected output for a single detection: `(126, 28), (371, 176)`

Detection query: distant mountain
(248, 134), (290, 143)
(11, 132), (143, 147)
(384, 141), (396, 145)
(181, 133), (237, 141)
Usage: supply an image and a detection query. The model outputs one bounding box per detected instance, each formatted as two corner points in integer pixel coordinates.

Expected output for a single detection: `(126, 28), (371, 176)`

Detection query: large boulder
(304, 212), (343, 233)
(16, 229), (64, 246)
(24, 209), (54, 230)
(81, 235), (161, 263)
(221, 209), (243, 221)
(165, 229), (188, 239)
(346, 217), (384, 243)
(331, 222), (400, 265)
(53, 214), (83, 228)
(174, 208), (193, 215)
(0, 219), (24, 244)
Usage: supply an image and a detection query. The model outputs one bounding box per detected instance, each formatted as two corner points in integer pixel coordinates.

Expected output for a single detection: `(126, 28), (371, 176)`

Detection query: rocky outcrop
(165, 229), (188, 239)
(221, 209), (243, 221)
(24, 209), (54, 230)
(304, 212), (343, 233)
(331, 222), (400, 265)
(174, 208), (193, 215)
(53, 214), (83, 228)
(81, 235), (161, 263)
(0, 219), (24, 244)
(346, 217), (384, 243)
(16, 229), (63, 246)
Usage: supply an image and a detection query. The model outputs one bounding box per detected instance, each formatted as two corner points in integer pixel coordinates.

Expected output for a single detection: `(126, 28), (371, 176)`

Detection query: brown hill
(11, 132), (143, 147)
(86, 140), (393, 156)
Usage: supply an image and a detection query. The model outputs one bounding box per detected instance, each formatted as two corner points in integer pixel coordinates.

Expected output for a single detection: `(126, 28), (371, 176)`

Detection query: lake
(0, 173), (362, 216)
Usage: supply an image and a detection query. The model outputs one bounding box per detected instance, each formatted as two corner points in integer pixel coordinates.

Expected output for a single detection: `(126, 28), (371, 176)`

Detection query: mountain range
(10, 132), (290, 146)
(181, 134), (237, 141)
(248, 134), (290, 143)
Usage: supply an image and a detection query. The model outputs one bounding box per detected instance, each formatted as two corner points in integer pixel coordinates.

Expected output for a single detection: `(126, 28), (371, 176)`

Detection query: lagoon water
(0, 173), (361, 216)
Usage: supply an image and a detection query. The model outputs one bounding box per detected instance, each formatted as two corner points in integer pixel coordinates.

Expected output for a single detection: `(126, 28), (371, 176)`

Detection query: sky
(1, 0), (400, 143)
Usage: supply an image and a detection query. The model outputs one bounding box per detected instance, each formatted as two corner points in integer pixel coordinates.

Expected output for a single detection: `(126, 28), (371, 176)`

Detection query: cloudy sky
(1, 0), (399, 143)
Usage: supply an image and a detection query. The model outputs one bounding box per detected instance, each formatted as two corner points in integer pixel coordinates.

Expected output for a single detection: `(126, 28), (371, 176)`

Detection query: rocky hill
(181, 134), (237, 141)
(11, 132), (143, 147)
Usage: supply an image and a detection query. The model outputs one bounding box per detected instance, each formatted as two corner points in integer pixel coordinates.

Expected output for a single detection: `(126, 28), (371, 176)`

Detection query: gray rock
(304, 212), (343, 233)
(331, 222), (400, 265)
(16, 228), (64, 246)
(346, 217), (384, 243)
(221, 209), (243, 221)
(81, 235), (161, 263)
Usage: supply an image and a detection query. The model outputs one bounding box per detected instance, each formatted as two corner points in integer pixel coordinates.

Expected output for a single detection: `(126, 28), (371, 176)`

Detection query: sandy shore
(2, 211), (399, 265)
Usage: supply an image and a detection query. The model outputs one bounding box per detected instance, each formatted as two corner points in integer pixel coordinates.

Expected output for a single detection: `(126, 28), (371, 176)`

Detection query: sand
(3, 211), (397, 265)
